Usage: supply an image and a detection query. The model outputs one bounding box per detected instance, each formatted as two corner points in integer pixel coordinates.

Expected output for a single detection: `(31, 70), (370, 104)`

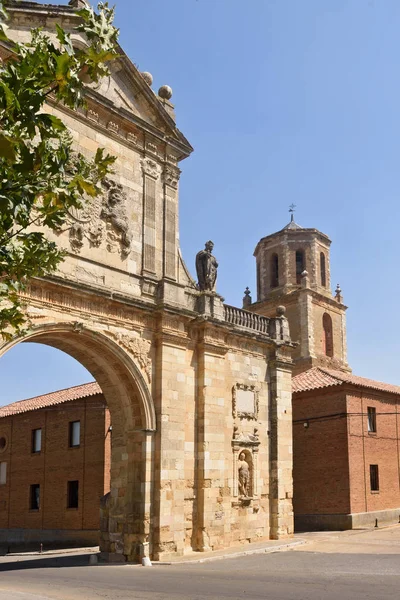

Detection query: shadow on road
(0, 553), (94, 571)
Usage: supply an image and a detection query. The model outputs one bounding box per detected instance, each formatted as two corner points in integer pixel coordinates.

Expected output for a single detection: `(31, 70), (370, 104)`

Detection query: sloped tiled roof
(292, 367), (400, 396)
(0, 382), (101, 418)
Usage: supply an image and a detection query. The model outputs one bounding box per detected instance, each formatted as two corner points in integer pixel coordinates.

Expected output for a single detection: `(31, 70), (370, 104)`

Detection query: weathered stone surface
(0, 1), (296, 562)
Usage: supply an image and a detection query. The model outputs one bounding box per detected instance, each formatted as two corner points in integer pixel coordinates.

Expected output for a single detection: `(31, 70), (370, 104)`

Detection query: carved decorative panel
(61, 179), (133, 259)
(232, 384), (259, 420)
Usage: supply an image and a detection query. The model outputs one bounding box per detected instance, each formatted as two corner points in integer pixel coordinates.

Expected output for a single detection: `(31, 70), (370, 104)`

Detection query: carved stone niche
(232, 384), (259, 420)
(232, 426), (260, 504)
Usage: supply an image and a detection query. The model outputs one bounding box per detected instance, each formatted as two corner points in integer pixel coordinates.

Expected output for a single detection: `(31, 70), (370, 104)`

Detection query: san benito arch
(0, 322), (156, 562)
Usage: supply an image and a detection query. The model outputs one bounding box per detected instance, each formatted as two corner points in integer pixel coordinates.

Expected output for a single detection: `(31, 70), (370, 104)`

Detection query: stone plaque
(232, 384), (259, 419)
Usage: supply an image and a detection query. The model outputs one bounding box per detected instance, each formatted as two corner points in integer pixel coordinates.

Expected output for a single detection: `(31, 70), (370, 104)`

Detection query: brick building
(0, 383), (111, 549)
(292, 368), (400, 530)
(250, 216), (400, 530)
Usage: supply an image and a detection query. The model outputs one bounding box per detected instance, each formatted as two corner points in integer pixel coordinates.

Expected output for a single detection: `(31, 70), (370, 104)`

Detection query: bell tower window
(323, 313), (333, 357)
(320, 252), (326, 287)
(295, 250), (305, 284)
(271, 254), (279, 288)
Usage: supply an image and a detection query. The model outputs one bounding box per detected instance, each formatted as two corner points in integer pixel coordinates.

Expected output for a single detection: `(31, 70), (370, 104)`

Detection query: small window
(322, 313), (333, 357)
(69, 421), (80, 448)
(0, 462), (6, 485)
(370, 465), (379, 491)
(30, 484), (40, 510)
(320, 252), (326, 287)
(367, 407), (377, 433)
(0, 437), (6, 453)
(67, 480), (79, 509)
(271, 254), (279, 288)
(296, 250), (305, 284)
(32, 429), (42, 454)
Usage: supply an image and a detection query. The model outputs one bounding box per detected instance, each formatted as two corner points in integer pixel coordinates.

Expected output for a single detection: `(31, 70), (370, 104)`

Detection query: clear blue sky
(2, 0), (400, 405)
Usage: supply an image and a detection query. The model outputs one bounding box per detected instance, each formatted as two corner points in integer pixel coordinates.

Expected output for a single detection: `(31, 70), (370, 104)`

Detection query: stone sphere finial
(276, 305), (286, 317)
(141, 72), (153, 86)
(158, 85), (173, 100)
(301, 270), (308, 278)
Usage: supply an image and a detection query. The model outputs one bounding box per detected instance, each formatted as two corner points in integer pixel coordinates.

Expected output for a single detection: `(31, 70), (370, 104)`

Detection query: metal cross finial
(289, 203), (296, 222)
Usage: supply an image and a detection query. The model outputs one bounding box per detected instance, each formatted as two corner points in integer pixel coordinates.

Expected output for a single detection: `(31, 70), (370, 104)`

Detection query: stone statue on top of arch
(196, 240), (218, 292)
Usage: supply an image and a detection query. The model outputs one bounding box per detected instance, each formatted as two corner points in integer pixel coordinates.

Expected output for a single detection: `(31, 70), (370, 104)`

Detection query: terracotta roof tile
(0, 382), (102, 418)
(292, 367), (400, 396)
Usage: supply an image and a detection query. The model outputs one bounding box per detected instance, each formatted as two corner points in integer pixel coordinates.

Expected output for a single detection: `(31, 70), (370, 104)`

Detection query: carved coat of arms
(64, 179), (133, 259)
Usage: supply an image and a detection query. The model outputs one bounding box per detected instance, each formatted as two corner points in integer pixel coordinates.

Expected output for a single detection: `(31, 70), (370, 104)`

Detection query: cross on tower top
(289, 203), (296, 223)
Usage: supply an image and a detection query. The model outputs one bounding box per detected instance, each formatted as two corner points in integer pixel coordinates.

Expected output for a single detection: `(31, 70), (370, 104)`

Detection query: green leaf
(0, 132), (16, 161)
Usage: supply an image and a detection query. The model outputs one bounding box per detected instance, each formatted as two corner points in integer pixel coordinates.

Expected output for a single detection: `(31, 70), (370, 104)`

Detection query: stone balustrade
(224, 304), (290, 342)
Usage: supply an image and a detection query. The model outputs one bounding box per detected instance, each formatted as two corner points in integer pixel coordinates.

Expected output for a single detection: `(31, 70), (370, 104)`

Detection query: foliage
(0, 1), (119, 340)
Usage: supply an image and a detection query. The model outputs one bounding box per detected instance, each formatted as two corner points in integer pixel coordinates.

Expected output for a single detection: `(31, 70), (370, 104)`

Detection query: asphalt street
(0, 527), (399, 600)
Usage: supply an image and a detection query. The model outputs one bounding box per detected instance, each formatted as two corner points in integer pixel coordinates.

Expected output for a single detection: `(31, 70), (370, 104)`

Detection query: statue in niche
(196, 240), (218, 292)
(238, 452), (250, 497)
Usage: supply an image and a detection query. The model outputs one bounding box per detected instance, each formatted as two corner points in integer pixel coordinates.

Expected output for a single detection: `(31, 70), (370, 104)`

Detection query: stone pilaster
(268, 346), (294, 539)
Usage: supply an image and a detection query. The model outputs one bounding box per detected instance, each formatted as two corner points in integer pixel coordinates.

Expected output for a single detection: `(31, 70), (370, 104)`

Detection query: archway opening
(0, 325), (155, 561)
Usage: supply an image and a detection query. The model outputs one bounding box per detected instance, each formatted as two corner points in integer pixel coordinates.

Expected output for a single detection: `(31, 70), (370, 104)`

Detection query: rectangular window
(69, 421), (80, 448)
(31, 429), (42, 453)
(30, 484), (40, 510)
(367, 407), (377, 433)
(0, 462), (6, 485)
(370, 464), (379, 492)
(67, 480), (79, 509)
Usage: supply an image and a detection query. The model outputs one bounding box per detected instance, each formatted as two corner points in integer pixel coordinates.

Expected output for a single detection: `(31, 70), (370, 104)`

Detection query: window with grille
(0, 462), (6, 485)
(69, 421), (80, 448)
(30, 484), (40, 510)
(320, 252), (326, 287)
(295, 250), (305, 284)
(271, 254), (279, 288)
(370, 465), (379, 491)
(367, 407), (377, 433)
(67, 480), (79, 509)
(322, 313), (333, 357)
(31, 429), (42, 453)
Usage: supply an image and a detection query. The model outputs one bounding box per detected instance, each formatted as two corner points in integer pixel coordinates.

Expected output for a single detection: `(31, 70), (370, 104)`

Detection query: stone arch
(0, 322), (156, 562)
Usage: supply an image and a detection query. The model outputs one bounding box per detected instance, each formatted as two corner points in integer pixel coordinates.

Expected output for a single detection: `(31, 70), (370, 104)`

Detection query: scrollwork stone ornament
(141, 157), (161, 180)
(163, 165), (180, 189)
(232, 383), (259, 420)
(106, 331), (152, 382)
(61, 179), (133, 259)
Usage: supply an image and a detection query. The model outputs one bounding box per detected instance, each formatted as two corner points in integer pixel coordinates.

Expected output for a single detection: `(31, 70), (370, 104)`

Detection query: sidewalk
(0, 537), (306, 567)
(162, 536), (306, 565)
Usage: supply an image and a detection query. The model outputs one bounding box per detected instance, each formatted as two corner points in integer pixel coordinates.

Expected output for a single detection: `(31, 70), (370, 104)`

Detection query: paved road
(0, 527), (399, 600)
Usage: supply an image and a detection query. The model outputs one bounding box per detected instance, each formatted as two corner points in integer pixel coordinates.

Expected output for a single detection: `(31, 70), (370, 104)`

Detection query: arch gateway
(0, 1), (295, 562)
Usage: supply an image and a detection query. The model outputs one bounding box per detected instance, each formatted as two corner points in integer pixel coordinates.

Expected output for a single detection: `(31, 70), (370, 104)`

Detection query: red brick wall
(293, 389), (350, 515)
(346, 391), (400, 514)
(0, 394), (111, 532)
(293, 386), (400, 519)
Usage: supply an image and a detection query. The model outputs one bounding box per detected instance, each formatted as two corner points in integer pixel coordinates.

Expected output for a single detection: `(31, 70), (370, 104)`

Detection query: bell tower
(250, 215), (350, 375)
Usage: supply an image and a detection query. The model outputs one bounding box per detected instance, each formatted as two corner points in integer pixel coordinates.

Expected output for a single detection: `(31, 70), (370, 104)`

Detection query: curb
(153, 539), (307, 565)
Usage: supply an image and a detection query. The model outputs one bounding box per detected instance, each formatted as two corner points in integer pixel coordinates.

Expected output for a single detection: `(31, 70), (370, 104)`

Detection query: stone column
(194, 325), (227, 551)
(268, 346), (294, 539)
(151, 325), (189, 560)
